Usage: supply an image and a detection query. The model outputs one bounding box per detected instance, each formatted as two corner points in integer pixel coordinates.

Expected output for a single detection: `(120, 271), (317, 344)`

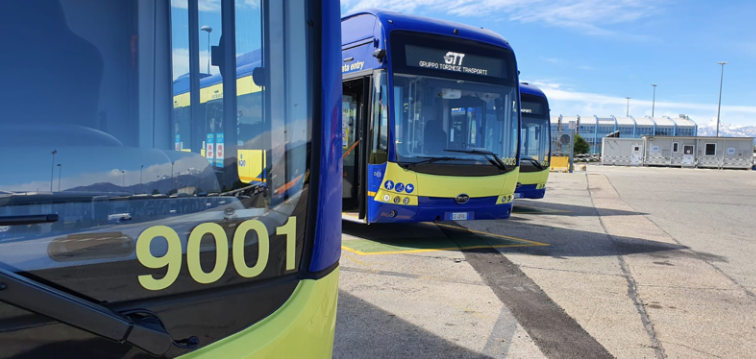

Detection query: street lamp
(50, 150), (57, 191)
(625, 97), (631, 117)
(57, 164), (62, 192)
(716, 61), (728, 137)
(201, 25), (212, 74)
(171, 161), (176, 190)
(121, 170), (126, 187)
(651, 84), (657, 118)
(140, 165), (144, 188)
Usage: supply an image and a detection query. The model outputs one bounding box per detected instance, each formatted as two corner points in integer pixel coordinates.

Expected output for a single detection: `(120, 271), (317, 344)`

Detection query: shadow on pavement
(334, 291), (498, 359)
(513, 200), (644, 217)
(342, 220), (710, 262)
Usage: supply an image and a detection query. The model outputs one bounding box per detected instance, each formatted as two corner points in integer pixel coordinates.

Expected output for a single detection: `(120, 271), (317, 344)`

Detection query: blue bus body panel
(341, 43), (381, 75)
(342, 9), (512, 50)
(342, 14), (378, 47)
(519, 82), (547, 98)
(309, 0), (343, 273)
(515, 184), (546, 199)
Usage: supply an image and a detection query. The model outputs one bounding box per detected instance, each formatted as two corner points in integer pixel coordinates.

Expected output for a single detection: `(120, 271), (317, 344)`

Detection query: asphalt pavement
(335, 165), (756, 358)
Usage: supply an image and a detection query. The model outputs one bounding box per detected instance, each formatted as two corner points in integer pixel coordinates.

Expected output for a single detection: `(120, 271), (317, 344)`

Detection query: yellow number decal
(277, 217), (297, 270)
(137, 216), (298, 290)
(136, 226), (182, 291)
(187, 223), (229, 284)
(232, 219), (270, 278)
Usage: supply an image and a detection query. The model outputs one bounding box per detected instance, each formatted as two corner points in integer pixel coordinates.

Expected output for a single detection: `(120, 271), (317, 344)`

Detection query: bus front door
(342, 78), (369, 218)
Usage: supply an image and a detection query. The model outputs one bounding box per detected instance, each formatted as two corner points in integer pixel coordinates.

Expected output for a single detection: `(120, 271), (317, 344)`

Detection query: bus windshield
(521, 94), (551, 167)
(393, 75), (519, 167)
(390, 32), (519, 170)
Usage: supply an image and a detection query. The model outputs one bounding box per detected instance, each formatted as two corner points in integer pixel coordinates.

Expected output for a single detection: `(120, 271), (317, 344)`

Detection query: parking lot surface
(334, 166), (756, 358)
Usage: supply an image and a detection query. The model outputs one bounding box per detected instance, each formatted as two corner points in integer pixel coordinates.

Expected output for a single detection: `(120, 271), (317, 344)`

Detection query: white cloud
(341, 0), (666, 36)
(525, 80), (756, 126)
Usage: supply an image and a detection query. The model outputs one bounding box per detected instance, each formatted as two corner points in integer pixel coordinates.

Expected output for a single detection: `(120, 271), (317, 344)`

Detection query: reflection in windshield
(393, 73), (519, 167)
(520, 95), (551, 167)
(521, 117), (551, 167)
(0, 0), (312, 274)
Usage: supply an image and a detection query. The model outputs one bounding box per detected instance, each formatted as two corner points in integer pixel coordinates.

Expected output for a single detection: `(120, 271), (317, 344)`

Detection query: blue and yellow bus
(515, 83), (551, 199)
(341, 9), (522, 224)
(0, 0), (342, 358)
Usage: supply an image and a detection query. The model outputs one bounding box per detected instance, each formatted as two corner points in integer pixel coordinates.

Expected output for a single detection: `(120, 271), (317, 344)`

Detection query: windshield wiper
(403, 156), (459, 169)
(522, 157), (545, 170)
(444, 149), (511, 172)
(0, 267), (198, 356)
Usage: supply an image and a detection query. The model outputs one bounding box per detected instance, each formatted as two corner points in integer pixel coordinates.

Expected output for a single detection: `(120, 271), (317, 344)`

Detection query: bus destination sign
(405, 44), (505, 78)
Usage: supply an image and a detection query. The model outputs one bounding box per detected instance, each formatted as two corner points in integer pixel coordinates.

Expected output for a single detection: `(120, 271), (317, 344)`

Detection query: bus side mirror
(372, 49), (386, 62)
(212, 45), (224, 74)
(252, 67), (267, 87)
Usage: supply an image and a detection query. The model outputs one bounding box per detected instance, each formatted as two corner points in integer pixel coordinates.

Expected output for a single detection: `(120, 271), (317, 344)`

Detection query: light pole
(651, 84), (657, 118)
(201, 26), (212, 74)
(121, 170), (126, 188)
(716, 61), (728, 137)
(57, 164), (62, 192)
(171, 161), (176, 190)
(140, 165), (144, 189)
(50, 150), (57, 191)
(625, 97), (631, 117)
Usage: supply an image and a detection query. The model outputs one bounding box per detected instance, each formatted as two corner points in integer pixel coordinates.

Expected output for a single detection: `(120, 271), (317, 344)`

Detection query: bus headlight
(383, 194), (391, 202)
(394, 196), (401, 204)
(403, 197), (410, 205)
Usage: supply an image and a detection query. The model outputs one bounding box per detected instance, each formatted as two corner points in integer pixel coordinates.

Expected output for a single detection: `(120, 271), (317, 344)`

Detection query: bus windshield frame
(389, 31), (520, 174)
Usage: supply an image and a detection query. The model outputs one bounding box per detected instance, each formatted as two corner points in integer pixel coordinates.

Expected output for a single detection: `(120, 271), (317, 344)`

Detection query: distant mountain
(66, 171), (221, 195)
(697, 118), (756, 142)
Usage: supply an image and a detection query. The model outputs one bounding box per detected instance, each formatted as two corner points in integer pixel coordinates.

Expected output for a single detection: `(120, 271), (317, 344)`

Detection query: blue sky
(341, 0), (756, 126)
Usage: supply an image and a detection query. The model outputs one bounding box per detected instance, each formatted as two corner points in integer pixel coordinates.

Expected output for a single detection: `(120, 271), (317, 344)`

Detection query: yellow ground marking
(433, 222), (551, 247)
(341, 240), (547, 256)
(342, 252), (369, 266)
(450, 303), (487, 319)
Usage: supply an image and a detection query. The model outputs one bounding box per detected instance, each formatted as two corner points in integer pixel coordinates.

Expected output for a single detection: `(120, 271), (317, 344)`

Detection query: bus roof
(342, 8), (512, 51)
(519, 82), (547, 98)
(173, 49), (261, 96)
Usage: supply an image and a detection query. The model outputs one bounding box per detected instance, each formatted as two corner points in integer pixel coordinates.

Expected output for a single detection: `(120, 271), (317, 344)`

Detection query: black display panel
(405, 45), (505, 78)
(391, 31), (517, 86)
(521, 98), (547, 116)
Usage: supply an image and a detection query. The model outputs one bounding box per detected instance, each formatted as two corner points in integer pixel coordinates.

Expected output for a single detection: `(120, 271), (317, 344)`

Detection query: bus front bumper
(367, 197), (513, 223)
(515, 184), (546, 199)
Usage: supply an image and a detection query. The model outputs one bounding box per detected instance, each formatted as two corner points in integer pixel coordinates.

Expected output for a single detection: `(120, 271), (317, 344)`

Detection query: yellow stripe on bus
(173, 75), (263, 108)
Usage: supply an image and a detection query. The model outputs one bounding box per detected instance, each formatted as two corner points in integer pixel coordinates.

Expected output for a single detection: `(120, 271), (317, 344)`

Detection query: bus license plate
(514, 193), (522, 198)
(451, 212), (468, 221)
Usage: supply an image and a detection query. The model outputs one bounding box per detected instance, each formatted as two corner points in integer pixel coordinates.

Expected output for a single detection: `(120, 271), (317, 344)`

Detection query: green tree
(151, 189), (160, 195)
(573, 134), (590, 155)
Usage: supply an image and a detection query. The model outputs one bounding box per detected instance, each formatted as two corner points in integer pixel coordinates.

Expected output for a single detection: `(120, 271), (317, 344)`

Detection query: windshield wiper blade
(522, 157), (545, 170)
(444, 149), (510, 172)
(0, 267), (198, 356)
(404, 156), (458, 169)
